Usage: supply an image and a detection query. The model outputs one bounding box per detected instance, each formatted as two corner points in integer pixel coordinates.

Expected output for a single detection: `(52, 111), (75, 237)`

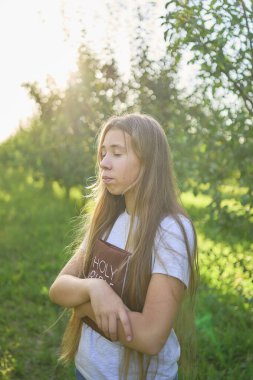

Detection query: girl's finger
(96, 315), (102, 331)
(119, 309), (132, 341)
(108, 313), (118, 341)
(101, 315), (109, 335)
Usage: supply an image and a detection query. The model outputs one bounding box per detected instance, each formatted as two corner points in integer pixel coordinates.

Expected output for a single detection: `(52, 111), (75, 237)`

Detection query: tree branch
(240, 0), (253, 67)
(221, 68), (253, 115)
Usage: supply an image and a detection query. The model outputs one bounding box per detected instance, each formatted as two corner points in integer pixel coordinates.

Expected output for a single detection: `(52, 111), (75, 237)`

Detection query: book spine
(120, 256), (130, 298)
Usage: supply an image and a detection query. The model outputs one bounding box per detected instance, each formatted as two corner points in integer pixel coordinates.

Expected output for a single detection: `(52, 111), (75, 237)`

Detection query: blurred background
(0, 0), (252, 379)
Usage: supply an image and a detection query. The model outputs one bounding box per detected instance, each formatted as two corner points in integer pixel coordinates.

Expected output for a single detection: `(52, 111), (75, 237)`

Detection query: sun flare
(0, 0), (170, 143)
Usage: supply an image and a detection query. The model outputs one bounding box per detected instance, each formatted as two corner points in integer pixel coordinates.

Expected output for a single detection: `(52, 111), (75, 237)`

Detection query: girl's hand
(74, 302), (90, 319)
(89, 279), (133, 342)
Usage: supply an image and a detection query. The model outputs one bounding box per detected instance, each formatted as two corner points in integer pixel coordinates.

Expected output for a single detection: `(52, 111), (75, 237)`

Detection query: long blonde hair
(60, 113), (199, 379)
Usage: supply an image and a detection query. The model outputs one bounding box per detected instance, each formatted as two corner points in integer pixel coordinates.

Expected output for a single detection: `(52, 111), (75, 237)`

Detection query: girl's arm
(49, 248), (133, 340)
(49, 249), (91, 307)
(75, 273), (184, 356)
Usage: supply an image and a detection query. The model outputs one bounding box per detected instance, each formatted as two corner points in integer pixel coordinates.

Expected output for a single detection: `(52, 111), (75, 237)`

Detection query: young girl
(49, 113), (198, 380)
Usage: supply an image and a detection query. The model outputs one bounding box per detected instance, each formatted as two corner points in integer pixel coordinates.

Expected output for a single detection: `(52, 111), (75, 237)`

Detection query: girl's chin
(106, 186), (124, 196)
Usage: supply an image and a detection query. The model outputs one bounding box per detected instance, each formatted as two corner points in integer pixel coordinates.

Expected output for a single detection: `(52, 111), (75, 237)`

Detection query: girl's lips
(102, 176), (114, 184)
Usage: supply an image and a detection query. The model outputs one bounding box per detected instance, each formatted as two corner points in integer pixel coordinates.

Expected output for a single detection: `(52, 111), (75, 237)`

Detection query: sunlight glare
(0, 0), (176, 143)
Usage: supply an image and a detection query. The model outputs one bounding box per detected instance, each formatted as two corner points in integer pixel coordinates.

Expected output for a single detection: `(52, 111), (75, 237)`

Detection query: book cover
(82, 238), (131, 339)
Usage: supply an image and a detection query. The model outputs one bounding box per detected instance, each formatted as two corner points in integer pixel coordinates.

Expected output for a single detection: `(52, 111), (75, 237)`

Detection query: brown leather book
(82, 238), (131, 339)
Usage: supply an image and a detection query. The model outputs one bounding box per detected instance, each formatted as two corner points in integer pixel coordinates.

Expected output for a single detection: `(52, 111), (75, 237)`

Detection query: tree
(11, 44), (130, 196)
(162, 0), (253, 217)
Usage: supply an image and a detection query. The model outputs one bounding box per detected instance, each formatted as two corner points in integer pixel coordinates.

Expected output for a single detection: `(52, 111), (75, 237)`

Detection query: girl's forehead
(102, 128), (131, 148)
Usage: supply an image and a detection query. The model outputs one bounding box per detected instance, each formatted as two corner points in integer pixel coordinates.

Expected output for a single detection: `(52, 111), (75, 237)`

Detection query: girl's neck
(124, 191), (136, 216)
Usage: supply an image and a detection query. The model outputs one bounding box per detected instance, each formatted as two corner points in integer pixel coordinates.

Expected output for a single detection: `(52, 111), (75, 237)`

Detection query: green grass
(182, 192), (253, 379)
(0, 168), (78, 380)
(0, 167), (252, 379)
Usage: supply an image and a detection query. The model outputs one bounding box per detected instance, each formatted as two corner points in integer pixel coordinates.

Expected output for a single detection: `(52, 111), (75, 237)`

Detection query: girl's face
(100, 128), (141, 196)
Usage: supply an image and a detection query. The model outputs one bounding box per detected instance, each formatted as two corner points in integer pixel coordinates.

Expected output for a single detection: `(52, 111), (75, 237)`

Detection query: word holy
(88, 256), (118, 287)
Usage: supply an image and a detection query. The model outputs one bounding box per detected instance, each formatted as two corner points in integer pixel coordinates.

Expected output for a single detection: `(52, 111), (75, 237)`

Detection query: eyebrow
(101, 144), (126, 150)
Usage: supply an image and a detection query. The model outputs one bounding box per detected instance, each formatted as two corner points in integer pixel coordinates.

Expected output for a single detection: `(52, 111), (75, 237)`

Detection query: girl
(49, 113), (199, 380)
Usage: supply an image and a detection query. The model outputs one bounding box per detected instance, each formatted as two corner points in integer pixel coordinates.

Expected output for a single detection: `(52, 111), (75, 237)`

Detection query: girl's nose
(100, 155), (112, 170)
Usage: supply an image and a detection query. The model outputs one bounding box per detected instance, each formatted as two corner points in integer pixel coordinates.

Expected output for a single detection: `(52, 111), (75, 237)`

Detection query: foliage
(1, 2), (252, 223)
(125, 31), (202, 193)
(1, 37), (202, 198)
(0, 45), (130, 196)
(162, 0), (253, 216)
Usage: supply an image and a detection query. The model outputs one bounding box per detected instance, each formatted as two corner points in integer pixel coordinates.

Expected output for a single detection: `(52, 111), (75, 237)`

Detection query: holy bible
(82, 238), (131, 339)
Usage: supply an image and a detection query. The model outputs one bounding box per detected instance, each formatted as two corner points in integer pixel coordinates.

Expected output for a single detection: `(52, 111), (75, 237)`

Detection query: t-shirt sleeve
(152, 215), (195, 287)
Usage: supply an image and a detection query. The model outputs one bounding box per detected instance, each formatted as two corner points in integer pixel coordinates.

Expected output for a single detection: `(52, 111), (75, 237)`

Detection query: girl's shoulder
(159, 213), (193, 233)
(153, 214), (196, 286)
(157, 213), (195, 252)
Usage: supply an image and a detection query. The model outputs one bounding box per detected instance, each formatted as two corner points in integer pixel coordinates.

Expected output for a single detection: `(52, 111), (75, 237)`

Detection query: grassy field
(0, 168), (252, 380)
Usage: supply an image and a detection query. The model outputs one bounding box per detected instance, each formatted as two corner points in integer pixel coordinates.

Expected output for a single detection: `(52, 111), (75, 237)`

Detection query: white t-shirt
(75, 211), (195, 380)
